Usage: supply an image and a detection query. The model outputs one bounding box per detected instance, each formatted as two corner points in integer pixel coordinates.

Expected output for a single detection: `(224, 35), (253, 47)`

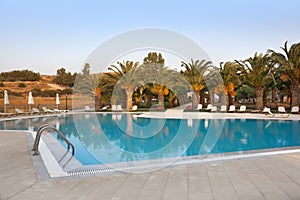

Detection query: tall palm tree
(105, 61), (140, 110)
(236, 53), (273, 110)
(139, 63), (187, 108)
(181, 59), (211, 109)
(217, 62), (242, 107)
(268, 41), (300, 107)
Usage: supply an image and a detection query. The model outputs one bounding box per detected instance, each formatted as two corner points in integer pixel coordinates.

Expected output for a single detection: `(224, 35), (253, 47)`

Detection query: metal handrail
(32, 124), (75, 156)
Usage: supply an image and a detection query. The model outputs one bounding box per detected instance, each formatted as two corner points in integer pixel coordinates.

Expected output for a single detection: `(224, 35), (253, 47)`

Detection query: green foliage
(18, 83), (26, 88)
(236, 84), (255, 100)
(74, 63), (97, 96)
(143, 52), (165, 65)
(31, 88), (73, 97)
(0, 70), (41, 82)
(53, 67), (77, 87)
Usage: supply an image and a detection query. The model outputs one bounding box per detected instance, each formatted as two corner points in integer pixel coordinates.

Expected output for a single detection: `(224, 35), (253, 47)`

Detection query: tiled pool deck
(1, 113), (300, 200)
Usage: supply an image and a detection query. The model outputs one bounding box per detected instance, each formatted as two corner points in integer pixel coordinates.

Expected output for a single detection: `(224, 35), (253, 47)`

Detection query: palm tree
(181, 59), (211, 109)
(236, 53), (273, 110)
(268, 41), (300, 107)
(139, 63), (187, 108)
(105, 61), (140, 110)
(217, 62), (242, 107)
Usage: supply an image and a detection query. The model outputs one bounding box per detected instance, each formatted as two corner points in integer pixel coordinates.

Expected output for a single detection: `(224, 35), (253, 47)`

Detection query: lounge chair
(15, 108), (29, 115)
(85, 106), (91, 111)
(211, 106), (218, 112)
(111, 105), (117, 111)
(291, 106), (299, 114)
(263, 107), (274, 117)
(205, 104), (212, 111)
(278, 106), (289, 118)
(131, 105), (138, 111)
(54, 108), (68, 113)
(117, 105), (123, 111)
(220, 105), (227, 112)
(237, 105), (246, 112)
(0, 112), (14, 117)
(42, 106), (54, 113)
(32, 108), (40, 114)
(100, 106), (107, 111)
(228, 105), (236, 112)
(196, 104), (203, 111)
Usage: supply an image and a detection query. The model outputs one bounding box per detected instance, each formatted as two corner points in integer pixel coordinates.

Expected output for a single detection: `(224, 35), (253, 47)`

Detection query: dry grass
(0, 75), (92, 112)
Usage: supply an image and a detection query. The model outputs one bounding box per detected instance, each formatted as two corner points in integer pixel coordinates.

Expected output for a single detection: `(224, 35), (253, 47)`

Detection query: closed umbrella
(4, 90), (9, 113)
(56, 93), (60, 109)
(28, 91), (34, 112)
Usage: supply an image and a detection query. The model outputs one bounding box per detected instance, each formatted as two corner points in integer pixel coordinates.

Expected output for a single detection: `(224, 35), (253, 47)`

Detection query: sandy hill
(0, 75), (66, 94)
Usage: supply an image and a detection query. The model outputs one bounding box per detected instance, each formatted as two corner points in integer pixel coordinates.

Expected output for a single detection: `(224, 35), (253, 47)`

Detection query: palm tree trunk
(158, 93), (164, 107)
(271, 88), (276, 102)
(199, 91), (205, 105)
(263, 89), (267, 107)
(255, 87), (264, 110)
(291, 84), (300, 107)
(95, 94), (102, 110)
(192, 90), (200, 109)
(125, 87), (134, 110)
(145, 95), (151, 107)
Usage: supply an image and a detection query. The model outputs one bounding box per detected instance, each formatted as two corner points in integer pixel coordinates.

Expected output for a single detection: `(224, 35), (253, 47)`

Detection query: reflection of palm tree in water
(126, 114), (133, 135)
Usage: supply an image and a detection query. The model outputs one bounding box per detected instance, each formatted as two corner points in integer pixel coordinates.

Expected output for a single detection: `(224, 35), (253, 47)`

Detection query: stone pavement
(1, 131), (300, 200)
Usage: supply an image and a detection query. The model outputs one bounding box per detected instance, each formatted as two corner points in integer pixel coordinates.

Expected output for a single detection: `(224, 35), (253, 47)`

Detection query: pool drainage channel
(64, 147), (300, 177)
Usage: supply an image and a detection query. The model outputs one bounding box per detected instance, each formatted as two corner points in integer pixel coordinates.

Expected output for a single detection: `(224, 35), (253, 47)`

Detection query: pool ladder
(32, 124), (75, 156)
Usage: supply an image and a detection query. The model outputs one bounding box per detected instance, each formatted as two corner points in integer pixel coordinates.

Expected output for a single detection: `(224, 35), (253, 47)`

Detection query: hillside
(0, 75), (66, 95)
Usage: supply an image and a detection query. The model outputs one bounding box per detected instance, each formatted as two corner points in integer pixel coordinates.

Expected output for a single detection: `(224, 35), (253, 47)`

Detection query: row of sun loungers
(196, 104), (247, 112)
(0, 107), (68, 117)
(195, 104), (299, 115)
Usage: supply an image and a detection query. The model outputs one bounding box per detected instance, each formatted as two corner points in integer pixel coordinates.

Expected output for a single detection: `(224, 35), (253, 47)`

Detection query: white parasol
(28, 91), (34, 112)
(56, 93), (60, 109)
(4, 90), (9, 113)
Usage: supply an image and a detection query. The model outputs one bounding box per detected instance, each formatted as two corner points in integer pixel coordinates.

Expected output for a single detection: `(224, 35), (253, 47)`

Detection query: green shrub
(0, 70), (41, 82)
(18, 83), (26, 88)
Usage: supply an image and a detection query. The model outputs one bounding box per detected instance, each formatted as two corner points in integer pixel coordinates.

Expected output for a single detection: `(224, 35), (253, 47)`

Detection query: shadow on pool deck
(1, 131), (300, 200)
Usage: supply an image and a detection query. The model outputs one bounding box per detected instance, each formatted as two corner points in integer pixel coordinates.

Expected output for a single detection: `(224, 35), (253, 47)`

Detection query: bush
(18, 83), (26, 88)
(0, 70), (41, 82)
(11, 92), (23, 97)
(0, 82), (4, 87)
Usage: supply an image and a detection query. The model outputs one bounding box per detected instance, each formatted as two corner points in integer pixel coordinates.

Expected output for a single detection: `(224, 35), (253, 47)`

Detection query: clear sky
(0, 0), (299, 75)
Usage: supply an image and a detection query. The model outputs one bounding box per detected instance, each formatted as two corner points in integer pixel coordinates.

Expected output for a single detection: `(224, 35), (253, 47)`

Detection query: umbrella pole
(4, 105), (6, 113)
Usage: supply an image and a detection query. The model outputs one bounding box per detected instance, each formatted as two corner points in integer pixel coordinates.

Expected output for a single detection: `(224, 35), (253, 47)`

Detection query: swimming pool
(0, 113), (299, 167)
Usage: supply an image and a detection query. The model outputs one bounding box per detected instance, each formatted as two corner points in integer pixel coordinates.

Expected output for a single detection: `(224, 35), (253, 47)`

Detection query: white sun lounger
(238, 105), (246, 112)
(117, 105), (123, 111)
(15, 108), (29, 115)
(228, 105), (236, 112)
(132, 105), (138, 111)
(205, 104), (212, 111)
(42, 107), (54, 113)
(112, 105), (117, 111)
(196, 104), (203, 111)
(211, 106), (218, 112)
(220, 105), (227, 112)
(263, 107), (274, 117)
(278, 106), (289, 118)
(291, 106), (299, 114)
(100, 106), (107, 111)
(32, 108), (40, 114)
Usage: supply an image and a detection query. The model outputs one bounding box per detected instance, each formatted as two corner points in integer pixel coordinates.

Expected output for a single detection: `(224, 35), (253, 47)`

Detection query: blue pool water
(0, 114), (299, 165)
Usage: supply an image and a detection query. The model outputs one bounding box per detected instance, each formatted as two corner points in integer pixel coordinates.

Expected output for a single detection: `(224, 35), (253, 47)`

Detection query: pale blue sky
(0, 0), (299, 74)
